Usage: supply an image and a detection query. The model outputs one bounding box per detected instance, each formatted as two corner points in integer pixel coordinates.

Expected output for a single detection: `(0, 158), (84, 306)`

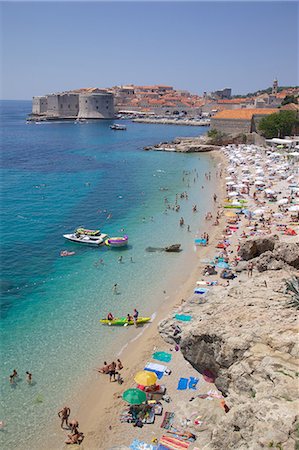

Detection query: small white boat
(110, 124), (127, 130)
(63, 230), (108, 246)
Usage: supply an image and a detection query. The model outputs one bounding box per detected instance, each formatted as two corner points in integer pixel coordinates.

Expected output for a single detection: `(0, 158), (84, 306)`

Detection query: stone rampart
(78, 93), (114, 119)
(211, 118), (252, 134)
(31, 92), (115, 120)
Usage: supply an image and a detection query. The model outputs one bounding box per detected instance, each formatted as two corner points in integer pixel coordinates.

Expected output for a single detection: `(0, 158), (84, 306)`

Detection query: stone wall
(57, 94), (79, 117)
(211, 118), (252, 134)
(46, 95), (60, 117)
(31, 92), (115, 120)
(78, 93), (114, 119)
(32, 96), (48, 115)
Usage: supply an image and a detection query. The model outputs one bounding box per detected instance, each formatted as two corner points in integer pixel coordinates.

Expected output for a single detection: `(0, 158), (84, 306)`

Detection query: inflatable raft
(100, 317), (151, 326)
(105, 235), (128, 247)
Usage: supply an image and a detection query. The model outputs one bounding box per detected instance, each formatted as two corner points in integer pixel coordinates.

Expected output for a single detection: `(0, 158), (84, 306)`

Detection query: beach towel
(194, 288), (208, 295)
(160, 412), (175, 429)
(152, 351), (172, 363)
(130, 439), (158, 450)
(177, 378), (188, 390)
(145, 362), (167, 379)
(188, 377), (199, 390)
(159, 436), (190, 449)
(174, 314), (192, 322)
(194, 238), (207, 246)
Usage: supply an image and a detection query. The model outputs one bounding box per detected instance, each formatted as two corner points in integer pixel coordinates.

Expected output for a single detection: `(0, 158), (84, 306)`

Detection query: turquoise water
(0, 101), (216, 449)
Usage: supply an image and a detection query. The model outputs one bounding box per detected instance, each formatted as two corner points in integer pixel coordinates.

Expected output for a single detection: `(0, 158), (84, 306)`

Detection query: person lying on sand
(65, 431), (84, 445)
(96, 361), (110, 374)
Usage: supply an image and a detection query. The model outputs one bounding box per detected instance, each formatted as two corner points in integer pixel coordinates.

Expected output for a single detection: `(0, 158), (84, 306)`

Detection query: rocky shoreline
(158, 236), (299, 449)
(144, 136), (221, 153)
(133, 118), (210, 126)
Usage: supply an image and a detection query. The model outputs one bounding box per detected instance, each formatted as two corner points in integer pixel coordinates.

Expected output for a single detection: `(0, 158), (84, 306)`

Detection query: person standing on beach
(108, 361), (117, 382)
(133, 308), (139, 327)
(117, 359), (123, 371)
(58, 406), (71, 429)
(112, 284), (118, 294)
(247, 261), (254, 277)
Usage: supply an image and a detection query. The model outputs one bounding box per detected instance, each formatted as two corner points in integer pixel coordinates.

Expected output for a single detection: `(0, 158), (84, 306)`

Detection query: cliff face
(158, 268), (299, 449)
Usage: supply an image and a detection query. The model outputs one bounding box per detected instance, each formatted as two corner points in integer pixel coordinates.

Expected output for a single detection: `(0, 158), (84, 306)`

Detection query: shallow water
(0, 101), (216, 448)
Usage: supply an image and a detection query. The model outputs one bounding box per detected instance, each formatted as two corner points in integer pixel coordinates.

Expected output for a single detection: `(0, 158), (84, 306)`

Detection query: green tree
(281, 95), (298, 105)
(259, 111), (297, 138)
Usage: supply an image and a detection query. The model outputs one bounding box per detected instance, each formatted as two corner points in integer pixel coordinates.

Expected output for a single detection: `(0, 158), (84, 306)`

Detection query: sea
(0, 100), (217, 449)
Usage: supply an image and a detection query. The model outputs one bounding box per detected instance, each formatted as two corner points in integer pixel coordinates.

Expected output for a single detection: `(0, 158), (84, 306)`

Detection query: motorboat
(63, 228), (108, 246)
(105, 235), (128, 247)
(110, 124), (127, 130)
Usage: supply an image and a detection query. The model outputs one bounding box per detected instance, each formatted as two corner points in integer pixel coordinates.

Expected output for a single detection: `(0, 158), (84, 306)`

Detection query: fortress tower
(272, 78), (278, 95)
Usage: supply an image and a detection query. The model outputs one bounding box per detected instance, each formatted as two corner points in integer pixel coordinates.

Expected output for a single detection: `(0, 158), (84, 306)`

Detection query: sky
(0, 1), (298, 99)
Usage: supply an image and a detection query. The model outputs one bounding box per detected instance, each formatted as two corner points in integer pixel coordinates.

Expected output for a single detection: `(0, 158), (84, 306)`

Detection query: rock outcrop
(158, 269), (299, 449)
(239, 237), (299, 270)
(238, 235), (278, 260)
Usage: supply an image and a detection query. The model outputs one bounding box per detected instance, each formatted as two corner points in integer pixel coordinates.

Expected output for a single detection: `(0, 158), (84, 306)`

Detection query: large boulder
(255, 251), (285, 272)
(238, 236), (278, 261)
(273, 242), (299, 269)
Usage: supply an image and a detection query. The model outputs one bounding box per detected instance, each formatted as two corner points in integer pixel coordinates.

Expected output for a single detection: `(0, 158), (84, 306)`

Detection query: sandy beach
(55, 150), (226, 449)
(60, 145), (298, 450)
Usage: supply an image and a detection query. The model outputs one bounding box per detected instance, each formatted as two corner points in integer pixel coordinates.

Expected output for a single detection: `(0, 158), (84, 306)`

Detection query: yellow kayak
(100, 317), (151, 326)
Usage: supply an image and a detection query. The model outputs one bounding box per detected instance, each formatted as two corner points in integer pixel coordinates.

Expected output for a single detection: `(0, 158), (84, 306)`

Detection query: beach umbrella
(122, 388), (147, 405)
(264, 189), (275, 195)
(277, 198), (289, 205)
(287, 175), (295, 182)
(228, 191), (239, 197)
(255, 180), (265, 186)
(226, 181), (235, 185)
(289, 205), (299, 212)
(273, 212), (284, 218)
(225, 176), (233, 181)
(134, 370), (157, 387)
(225, 211), (237, 217)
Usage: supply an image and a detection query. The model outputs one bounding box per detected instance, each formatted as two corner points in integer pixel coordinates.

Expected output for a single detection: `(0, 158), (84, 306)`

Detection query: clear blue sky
(1, 1), (298, 99)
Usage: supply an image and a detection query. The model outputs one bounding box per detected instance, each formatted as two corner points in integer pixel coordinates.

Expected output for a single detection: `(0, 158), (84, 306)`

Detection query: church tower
(272, 78), (278, 95)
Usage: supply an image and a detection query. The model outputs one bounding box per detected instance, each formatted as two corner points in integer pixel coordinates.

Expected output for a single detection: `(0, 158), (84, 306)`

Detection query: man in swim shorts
(58, 406), (71, 429)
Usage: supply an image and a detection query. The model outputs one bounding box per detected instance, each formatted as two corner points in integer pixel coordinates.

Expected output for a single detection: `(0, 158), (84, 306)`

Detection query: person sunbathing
(97, 361), (110, 374)
(65, 431), (84, 445)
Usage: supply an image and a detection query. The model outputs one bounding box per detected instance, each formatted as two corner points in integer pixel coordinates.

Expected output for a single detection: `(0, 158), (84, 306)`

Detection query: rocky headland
(158, 237), (299, 449)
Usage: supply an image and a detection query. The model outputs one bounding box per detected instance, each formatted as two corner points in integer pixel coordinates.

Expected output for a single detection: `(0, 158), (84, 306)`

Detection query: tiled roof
(213, 108), (278, 120)
(217, 98), (249, 104)
(280, 103), (299, 111)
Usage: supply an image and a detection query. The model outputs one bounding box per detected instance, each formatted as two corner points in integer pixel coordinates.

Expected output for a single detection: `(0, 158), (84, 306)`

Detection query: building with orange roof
(211, 108), (278, 134)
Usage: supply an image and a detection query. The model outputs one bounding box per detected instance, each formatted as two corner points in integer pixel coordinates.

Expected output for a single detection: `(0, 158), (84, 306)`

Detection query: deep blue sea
(0, 100), (216, 449)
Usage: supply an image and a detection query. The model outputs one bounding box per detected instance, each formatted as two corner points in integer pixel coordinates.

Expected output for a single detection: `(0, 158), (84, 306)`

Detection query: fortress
(30, 89), (115, 120)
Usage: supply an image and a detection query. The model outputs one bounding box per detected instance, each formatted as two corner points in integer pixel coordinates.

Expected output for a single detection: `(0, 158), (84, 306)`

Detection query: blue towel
(177, 377), (189, 390)
(144, 368), (164, 379)
(188, 376), (199, 390)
